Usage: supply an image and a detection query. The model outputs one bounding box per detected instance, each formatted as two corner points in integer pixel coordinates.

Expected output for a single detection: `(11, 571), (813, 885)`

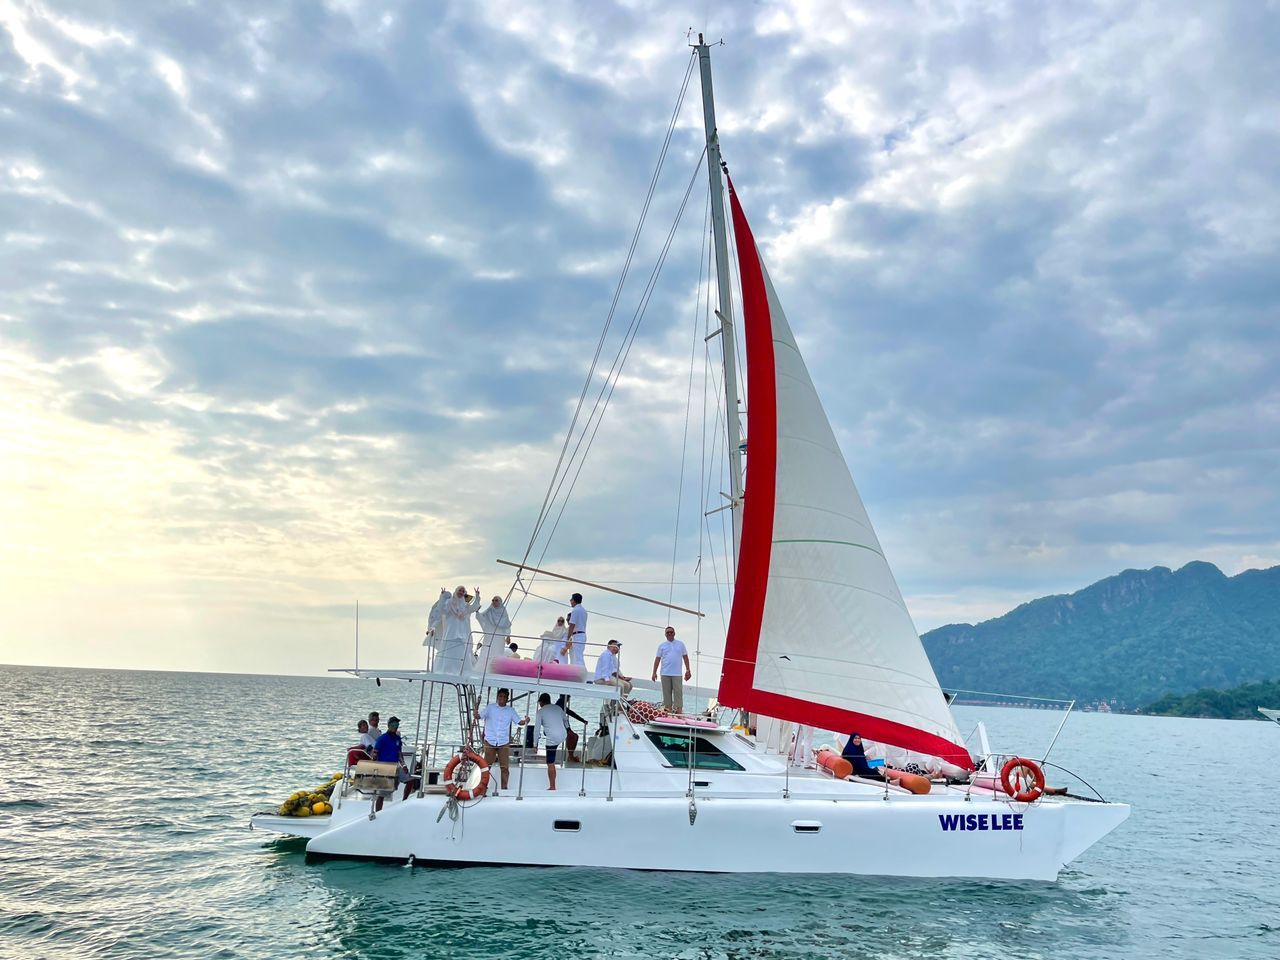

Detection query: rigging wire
(515, 150), (708, 613)
(516, 586), (670, 632)
(667, 182), (712, 611)
(509, 51), (698, 608)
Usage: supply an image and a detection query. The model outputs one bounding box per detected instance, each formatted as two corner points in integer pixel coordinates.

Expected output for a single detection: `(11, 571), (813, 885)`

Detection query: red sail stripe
(717, 175), (974, 771)
(717, 173), (777, 702)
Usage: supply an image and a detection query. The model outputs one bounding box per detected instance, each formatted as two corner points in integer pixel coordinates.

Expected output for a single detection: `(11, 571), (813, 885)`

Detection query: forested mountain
(920, 562), (1280, 708)
(1144, 679), (1280, 719)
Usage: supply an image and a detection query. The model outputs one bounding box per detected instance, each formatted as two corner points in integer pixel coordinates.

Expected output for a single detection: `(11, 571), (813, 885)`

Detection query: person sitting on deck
(841, 732), (886, 782)
(372, 717), (404, 767)
(348, 719), (374, 762)
(536, 617), (567, 663)
(476, 689), (529, 792)
(371, 717), (418, 804)
(593, 639), (633, 695)
(507, 642), (522, 658)
(533, 693), (569, 791)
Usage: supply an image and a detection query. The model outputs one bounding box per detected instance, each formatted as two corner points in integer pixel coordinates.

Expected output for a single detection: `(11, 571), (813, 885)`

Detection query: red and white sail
(718, 176), (973, 770)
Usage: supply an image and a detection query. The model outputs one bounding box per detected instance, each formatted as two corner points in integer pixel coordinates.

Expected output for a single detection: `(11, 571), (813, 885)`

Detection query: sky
(2, 0), (1277, 677)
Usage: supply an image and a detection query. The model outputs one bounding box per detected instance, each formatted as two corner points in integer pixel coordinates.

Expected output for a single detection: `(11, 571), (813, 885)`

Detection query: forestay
(717, 175), (973, 770)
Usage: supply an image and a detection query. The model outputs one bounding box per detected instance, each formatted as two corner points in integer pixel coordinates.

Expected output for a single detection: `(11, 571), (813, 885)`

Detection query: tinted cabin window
(645, 732), (744, 771)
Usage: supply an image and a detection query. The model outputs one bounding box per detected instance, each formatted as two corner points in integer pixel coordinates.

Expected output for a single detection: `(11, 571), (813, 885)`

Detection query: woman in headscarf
(422, 588), (450, 665)
(475, 595), (513, 671)
(536, 616), (567, 663)
(439, 585), (481, 674)
(841, 732), (887, 781)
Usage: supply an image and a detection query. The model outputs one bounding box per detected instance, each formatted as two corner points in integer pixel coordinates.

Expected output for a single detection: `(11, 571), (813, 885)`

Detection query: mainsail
(718, 175), (973, 770)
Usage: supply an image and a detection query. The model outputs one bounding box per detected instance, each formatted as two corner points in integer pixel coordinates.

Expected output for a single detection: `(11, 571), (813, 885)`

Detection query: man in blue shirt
(373, 716), (404, 768)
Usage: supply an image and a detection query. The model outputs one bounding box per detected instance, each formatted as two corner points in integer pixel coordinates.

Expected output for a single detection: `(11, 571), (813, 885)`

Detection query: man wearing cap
(593, 639), (633, 695)
(564, 592), (588, 668)
(372, 716), (404, 767)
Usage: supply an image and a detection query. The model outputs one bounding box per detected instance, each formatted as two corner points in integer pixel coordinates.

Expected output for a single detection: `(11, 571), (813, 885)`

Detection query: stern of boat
(249, 812), (333, 840)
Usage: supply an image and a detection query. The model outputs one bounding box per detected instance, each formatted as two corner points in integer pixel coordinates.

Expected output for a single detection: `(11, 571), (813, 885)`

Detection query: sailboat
(250, 38), (1128, 880)
(1260, 708), (1280, 725)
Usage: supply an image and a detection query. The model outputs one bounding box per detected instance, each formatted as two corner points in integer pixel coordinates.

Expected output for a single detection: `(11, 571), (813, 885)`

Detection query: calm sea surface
(1, 665), (1277, 959)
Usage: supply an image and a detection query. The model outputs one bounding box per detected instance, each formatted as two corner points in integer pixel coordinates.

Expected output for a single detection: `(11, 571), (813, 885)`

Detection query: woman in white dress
(439, 585), (481, 674)
(475, 596), (513, 672)
(536, 616), (567, 663)
(423, 588), (450, 666)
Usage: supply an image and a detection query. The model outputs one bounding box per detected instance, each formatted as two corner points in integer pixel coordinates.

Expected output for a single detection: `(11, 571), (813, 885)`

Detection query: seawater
(0, 665), (1276, 960)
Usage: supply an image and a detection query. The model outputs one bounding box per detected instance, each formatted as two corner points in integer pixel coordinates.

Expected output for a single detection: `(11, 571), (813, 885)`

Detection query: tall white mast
(695, 35), (744, 563)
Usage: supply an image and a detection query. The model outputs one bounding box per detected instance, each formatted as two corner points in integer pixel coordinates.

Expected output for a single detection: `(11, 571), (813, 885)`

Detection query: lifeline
(937, 813), (1025, 832)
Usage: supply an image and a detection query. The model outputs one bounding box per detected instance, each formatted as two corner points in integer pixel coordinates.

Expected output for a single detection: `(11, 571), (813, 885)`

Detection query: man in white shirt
(564, 592), (587, 667)
(475, 688), (528, 791)
(367, 712), (382, 742)
(651, 626), (692, 714)
(532, 693), (568, 791)
(593, 639), (633, 695)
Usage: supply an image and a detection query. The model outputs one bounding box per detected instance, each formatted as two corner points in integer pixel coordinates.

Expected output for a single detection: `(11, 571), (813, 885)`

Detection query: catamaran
(251, 38), (1128, 880)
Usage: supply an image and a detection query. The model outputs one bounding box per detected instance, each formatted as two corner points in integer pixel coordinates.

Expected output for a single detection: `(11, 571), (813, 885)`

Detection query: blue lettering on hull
(938, 813), (1024, 832)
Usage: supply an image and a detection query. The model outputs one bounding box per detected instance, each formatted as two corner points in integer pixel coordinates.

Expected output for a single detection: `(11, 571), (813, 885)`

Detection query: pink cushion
(489, 658), (586, 682)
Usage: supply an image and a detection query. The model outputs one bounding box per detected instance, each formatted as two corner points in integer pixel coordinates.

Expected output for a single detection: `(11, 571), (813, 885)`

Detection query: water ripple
(1, 665), (1276, 959)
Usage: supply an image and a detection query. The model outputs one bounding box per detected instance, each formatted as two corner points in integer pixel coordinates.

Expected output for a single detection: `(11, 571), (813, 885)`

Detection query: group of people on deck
(350, 710), (405, 768)
(422, 587), (696, 716)
(476, 688), (590, 792)
(424, 586), (514, 673)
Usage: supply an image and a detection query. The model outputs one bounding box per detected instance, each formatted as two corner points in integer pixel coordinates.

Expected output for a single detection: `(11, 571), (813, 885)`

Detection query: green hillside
(921, 562), (1280, 708)
(1143, 679), (1280, 719)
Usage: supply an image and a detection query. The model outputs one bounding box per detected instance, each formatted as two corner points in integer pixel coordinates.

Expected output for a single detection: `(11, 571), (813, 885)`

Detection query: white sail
(719, 176), (970, 767)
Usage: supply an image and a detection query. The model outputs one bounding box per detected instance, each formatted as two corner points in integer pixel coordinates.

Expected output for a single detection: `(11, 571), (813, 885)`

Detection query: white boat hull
(275, 790), (1127, 881)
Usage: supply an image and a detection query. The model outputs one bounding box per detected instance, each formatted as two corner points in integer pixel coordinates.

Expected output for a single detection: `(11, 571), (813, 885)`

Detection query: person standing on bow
(593, 638), (633, 695)
(652, 626), (692, 714)
(475, 595), (513, 672)
(439, 585), (482, 673)
(563, 592), (588, 668)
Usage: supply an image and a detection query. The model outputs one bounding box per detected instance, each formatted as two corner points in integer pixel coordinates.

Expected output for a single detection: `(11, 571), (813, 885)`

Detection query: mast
(695, 35), (744, 563)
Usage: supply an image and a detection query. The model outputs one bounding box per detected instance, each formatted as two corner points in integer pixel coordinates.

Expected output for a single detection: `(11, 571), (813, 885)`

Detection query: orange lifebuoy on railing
(999, 756), (1046, 803)
(443, 748), (491, 801)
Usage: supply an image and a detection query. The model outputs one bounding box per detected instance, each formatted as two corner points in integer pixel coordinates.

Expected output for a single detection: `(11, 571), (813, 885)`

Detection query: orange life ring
(999, 756), (1045, 802)
(443, 749), (491, 801)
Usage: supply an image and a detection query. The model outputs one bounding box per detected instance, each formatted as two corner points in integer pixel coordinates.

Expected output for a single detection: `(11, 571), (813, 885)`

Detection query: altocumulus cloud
(1, 0), (1276, 673)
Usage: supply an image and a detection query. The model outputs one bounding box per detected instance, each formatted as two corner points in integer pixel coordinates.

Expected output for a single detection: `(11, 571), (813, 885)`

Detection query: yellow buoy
(311, 801), (327, 816)
(297, 806), (312, 817)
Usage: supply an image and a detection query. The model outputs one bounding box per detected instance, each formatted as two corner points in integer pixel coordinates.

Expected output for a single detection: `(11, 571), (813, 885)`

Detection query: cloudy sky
(2, 0), (1276, 677)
